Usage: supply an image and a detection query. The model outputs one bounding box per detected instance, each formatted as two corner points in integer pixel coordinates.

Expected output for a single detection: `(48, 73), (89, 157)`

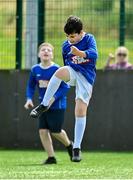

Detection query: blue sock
(73, 116), (86, 149)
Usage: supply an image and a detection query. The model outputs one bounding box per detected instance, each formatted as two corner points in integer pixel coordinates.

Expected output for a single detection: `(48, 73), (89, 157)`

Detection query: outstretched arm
(24, 70), (36, 109)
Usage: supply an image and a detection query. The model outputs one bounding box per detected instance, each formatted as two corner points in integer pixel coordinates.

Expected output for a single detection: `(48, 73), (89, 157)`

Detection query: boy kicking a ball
(30, 16), (98, 162)
(25, 42), (73, 164)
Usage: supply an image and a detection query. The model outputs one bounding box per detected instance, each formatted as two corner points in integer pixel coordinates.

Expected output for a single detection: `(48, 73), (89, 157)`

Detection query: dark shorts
(38, 109), (65, 133)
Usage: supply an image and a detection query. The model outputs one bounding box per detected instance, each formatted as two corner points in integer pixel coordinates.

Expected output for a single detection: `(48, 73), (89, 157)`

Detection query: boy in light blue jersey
(30, 16), (98, 162)
(24, 42), (73, 164)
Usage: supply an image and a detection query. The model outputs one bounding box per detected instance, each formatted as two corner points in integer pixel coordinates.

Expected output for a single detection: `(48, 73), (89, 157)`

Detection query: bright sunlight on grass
(0, 150), (133, 179)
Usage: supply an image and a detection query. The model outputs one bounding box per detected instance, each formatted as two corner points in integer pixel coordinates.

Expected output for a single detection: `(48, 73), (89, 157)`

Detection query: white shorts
(66, 66), (93, 105)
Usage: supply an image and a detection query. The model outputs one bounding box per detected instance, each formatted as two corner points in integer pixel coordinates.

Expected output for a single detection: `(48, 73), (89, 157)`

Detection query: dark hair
(64, 15), (83, 35)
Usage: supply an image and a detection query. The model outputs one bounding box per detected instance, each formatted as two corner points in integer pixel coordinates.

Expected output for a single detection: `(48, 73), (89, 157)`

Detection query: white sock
(41, 75), (62, 106)
(73, 116), (86, 149)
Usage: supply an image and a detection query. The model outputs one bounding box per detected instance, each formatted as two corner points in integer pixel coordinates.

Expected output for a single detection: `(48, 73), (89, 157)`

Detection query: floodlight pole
(119, 0), (125, 46)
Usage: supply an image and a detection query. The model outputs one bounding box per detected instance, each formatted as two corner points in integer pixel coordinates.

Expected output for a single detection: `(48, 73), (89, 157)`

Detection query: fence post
(16, 0), (23, 69)
(119, 0), (125, 46)
(38, 0), (45, 62)
(25, 0), (38, 69)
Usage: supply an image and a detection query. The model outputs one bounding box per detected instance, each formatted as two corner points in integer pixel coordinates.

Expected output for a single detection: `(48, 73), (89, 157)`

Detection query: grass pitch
(0, 150), (133, 179)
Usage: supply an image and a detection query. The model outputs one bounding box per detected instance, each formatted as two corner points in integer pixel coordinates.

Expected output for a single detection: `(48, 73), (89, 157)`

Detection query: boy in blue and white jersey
(24, 42), (72, 164)
(30, 16), (98, 162)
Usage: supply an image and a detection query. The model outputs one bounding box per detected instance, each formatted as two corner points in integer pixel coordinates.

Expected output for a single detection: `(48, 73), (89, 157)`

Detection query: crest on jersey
(71, 56), (90, 64)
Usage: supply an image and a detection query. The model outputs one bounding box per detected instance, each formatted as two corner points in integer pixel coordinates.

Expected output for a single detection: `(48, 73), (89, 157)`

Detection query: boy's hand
(71, 46), (80, 56)
(24, 99), (34, 109)
(70, 46), (86, 58)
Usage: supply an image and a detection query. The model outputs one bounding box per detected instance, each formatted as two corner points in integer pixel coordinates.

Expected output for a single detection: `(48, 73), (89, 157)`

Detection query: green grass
(0, 150), (133, 179)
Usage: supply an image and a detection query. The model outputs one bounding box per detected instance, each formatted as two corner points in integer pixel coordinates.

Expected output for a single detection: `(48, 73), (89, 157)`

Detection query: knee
(55, 67), (70, 81)
(75, 105), (87, 116)
(76, 107), (85, 116)
(75, 99), (87, 116)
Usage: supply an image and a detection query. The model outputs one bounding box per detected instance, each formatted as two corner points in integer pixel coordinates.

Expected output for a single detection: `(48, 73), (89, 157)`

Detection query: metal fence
(0, 0), (132, 69)
(0, 0), (16, 69)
